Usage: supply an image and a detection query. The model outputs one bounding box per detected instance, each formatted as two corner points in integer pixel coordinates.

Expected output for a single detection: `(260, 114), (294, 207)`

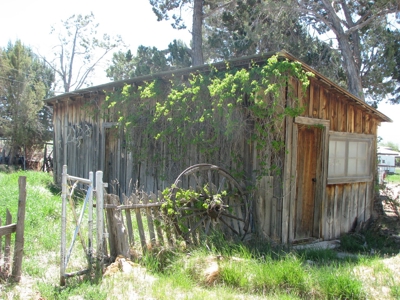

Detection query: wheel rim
(169, 164), (250, 243)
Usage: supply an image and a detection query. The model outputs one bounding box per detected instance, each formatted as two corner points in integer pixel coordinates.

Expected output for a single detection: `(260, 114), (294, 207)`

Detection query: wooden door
(294, 125), (322, 241)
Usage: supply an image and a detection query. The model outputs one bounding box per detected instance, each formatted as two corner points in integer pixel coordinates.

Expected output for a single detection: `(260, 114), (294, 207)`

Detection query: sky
(0, 0), (191, 85)
(1, 0), (399, 147)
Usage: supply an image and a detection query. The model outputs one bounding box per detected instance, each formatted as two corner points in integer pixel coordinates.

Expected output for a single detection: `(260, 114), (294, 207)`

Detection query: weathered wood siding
(286, 78), (379, 242)
(48, 64), (386, 244)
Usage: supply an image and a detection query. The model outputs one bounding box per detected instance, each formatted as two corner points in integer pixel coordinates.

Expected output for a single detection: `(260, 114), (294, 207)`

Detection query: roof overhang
(44, 50), (392, 123)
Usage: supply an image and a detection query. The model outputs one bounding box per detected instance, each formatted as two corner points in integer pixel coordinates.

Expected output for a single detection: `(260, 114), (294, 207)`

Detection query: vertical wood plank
(12, 176), (26, 282)
(143, 194), (156, 245)
(349, 183), (358, 231)
(123, 194), (134, 246)
(106, 194), (129, 258)
(324, 185), (334, 240)
(358, 183), (367, 224)
(347, 105), (355, 133)
(329, 94), (338, 131)
(311, 83), (320, 118)
(4, 210), (12, 272)
(289, 124), (298, 242)
(354, 108), (362, 134)
(282, 111), (293, 243)
(333, 185), (342, 239)
(151, 192), (165, 246)
(341, 184), (351, 234)
(133, 194), (147, 252)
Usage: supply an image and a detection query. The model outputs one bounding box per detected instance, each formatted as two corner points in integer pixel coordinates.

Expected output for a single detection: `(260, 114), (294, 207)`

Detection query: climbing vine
(105, 55), (313, 181)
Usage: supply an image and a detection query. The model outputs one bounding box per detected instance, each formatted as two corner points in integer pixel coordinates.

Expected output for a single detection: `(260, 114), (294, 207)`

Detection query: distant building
(377, 146), (400, 174)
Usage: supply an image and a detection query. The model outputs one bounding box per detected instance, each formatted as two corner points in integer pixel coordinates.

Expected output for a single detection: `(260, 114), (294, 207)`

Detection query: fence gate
(60, 165), (105, 286)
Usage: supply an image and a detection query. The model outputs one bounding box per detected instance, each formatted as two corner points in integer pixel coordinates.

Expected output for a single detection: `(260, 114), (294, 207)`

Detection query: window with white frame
(328, 132), (374, 184)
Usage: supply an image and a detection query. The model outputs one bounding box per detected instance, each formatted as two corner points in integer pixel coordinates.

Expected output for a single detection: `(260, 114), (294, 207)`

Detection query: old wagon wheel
(168, 163), (250, 244)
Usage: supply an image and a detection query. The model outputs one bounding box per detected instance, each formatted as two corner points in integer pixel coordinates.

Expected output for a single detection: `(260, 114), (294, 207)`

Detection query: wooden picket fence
(103, 191), (173, 259)
(0, 176), (26, 283)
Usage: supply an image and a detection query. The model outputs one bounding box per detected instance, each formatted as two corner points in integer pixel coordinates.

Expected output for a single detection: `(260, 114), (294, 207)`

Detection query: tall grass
(1, 170), (399, 299)
(0, 170), (61, 255)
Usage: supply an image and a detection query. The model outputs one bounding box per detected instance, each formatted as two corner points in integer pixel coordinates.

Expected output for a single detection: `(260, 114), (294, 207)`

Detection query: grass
(0, 169), (399, 299)
(385, 167), (400, 184)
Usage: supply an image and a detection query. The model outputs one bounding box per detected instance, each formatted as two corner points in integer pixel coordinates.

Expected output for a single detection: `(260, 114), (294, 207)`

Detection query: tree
(150, 0), (228, 66)
(0, 40), (55, 165)
(47, 12), (122, 92)
(287, 0), (399, 102)
(151, 0), (399, 104)
(106, 40), (191, 80)
(203, 0), (345, 84)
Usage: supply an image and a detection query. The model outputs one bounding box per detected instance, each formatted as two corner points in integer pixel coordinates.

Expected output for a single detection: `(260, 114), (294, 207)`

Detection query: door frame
(288, 117), (330, 243)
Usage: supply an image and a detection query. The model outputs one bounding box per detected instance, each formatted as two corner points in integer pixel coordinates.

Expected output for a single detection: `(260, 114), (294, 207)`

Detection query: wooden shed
(45, 51), (391, 244)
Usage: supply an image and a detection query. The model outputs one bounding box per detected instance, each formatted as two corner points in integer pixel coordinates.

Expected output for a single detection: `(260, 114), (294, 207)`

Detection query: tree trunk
(192, 0), (204, 66)
(337, 36), (364, 101)
(319, 0), (365, 101)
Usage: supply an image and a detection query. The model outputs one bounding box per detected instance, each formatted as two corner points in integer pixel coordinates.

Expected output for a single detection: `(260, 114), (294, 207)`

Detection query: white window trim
(327, 132), (374, 184)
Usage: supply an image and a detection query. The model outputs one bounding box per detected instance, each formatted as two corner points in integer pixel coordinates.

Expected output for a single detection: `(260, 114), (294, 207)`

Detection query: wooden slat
(337, 99), (346, 132)
(333, 185), (342, 239)
(319, 83), (328, 119)
(282, 104), (294, 243)
(4, 210), (12, 271)
(105, 194), (129, 258)
(289, 123), (298, 243)
(354, 107), (362, 133)
(12, 176), (27, 282)
(311, 83), (320, 118)
(341, 185), (351, 234)
(123, 194), (134, 246)
(358, 183), (367, 224)
(329, 94), (338, 131)
(0, 223), (16, 237)
(143, 194), (156, 244)
(347, 105), (355, 133)
(150, 192), (164, 246)
(133, 194), (147, 251)
(349, 183), (358, 231)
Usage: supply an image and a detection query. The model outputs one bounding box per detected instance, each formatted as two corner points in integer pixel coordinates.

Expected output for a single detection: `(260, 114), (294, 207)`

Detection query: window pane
(349, 142), (358, 157)
(329, 158), (346, 176)
(328, 133), (372, 183)
(336, 141), (346, 158)
(357, 160), (367, 175)
(358, 142), (368, 158)
(348, 158), (357, 175)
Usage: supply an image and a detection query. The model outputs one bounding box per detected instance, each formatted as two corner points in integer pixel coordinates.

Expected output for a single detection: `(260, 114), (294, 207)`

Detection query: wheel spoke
(169, 164), (250, 241)
(219, 217), (240, 235)
(204, 217), (211, 235)
(188, 215), (208, 234)
(217, 176), (226, 194)
(220, 212), (246, 222)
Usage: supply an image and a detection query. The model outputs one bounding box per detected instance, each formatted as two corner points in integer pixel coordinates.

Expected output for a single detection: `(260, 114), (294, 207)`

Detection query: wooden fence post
(4, 210), (12, 271)
(106, 194), (129, 259)
(12, 176), (26, 282)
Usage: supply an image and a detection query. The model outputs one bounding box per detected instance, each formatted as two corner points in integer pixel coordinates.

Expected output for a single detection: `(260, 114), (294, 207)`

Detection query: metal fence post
(96, 170), (104, 273)
(60, 165), (67, 286)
